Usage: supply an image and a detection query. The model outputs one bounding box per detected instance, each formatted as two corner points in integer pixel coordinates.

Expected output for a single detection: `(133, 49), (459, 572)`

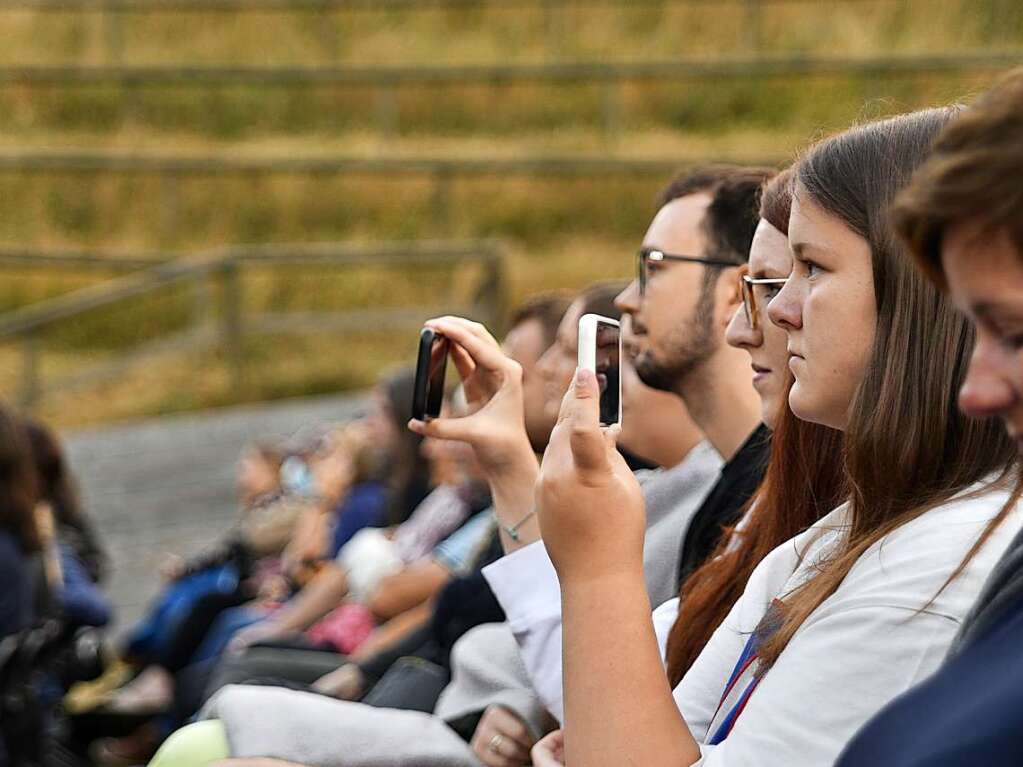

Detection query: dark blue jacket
(0, 531), (34, 638)
(326, 481), (388, 559)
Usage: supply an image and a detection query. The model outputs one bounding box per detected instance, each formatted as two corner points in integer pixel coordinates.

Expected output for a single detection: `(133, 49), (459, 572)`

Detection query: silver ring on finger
(489, 734), (505, 753)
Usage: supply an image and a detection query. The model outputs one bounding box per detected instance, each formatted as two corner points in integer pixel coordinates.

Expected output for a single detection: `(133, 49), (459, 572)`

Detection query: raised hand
(408, 316), (533, 474)
(535, 368), (646, 584)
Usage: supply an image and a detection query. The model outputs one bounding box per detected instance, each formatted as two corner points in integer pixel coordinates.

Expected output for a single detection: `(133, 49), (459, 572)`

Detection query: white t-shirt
(676, 481), (1022, 766)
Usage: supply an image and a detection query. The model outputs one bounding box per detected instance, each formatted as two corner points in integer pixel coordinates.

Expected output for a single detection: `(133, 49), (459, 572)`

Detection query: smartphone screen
(595, 319), (621, 426)
(578, 314), (622, 427)
(412, 328), (449, 421)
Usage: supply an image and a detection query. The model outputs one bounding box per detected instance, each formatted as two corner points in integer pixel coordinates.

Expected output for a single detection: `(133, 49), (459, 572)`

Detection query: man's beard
(633, 282), (717, 394)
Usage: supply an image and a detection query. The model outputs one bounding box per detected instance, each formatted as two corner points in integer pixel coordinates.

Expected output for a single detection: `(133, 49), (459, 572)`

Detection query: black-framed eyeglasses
(638, 247), (740, 296)
(740, 274), (788, 330)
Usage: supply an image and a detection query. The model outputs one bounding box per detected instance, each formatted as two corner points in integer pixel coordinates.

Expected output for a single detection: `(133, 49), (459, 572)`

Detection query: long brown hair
(25, 417), (109, 581)
(665, 171), (846, 686)
(758, 107), (1021, 669)
(0, 403), (42, 553)
(666, 390), (846, 685)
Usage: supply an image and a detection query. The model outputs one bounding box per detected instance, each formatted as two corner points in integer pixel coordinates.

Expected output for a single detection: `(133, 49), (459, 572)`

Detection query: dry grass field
(0, 0), (1020, 426)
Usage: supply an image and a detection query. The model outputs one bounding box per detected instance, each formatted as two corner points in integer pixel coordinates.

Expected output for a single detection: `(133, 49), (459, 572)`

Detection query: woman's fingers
(448, 342), (477, 383)
(530, 730), (567, 767)
(407, 416), (478, 443)
(556, 368), (608, 474)
(471, 706), (533, 767)
(426, 315), (498, 346)
(424, 317), (509, 373)
(487, 706), (536, 752)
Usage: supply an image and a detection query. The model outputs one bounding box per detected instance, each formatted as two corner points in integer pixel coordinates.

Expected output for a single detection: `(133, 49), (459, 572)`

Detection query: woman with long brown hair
(663, 169), (847, 687)
(532, 106), (1022, 767)
(836, 67), (1023, 767)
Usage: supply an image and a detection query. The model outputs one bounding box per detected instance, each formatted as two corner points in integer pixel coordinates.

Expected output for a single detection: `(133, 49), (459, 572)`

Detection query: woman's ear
(716, 266), (746, 329)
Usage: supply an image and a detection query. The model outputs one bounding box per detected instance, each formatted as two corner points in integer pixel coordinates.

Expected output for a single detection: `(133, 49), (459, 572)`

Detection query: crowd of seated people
(5, 66), (1023, 767)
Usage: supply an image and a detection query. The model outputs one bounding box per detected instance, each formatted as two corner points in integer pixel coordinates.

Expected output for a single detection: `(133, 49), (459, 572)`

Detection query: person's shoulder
(832, 483), (1023, 615)
(745, 505), (851, 592)
(879, 482), (1022, 564)
(644, 441), (723, 490)
(727, 506), (849, 630)
(681, 440), (724, 472)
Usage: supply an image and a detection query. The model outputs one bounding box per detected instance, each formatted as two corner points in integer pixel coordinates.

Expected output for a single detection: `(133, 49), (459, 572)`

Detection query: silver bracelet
(501, 509), (537, 542)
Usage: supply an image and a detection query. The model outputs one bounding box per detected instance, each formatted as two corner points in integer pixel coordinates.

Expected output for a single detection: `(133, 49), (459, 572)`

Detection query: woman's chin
(788, 385), (844, 431)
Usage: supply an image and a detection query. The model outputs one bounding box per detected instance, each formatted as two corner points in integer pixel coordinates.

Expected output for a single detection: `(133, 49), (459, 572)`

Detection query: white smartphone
(577, 313), (622, 427)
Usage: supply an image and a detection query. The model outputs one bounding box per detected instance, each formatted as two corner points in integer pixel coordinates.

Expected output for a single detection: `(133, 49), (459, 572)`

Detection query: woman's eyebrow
(790, 240), (837, 260)
(751, 267), (790, 279)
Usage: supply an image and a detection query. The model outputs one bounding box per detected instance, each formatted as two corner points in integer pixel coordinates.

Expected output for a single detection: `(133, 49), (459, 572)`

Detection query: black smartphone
(412, 327), (449, 421)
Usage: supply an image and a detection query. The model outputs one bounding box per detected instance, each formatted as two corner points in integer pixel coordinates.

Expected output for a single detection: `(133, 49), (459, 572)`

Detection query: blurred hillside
(0, 0), (1021, 427)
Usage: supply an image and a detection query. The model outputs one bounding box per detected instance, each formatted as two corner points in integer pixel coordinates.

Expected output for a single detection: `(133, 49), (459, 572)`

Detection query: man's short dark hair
(657, 165), (778, 266)
(508, 292), (572, 349)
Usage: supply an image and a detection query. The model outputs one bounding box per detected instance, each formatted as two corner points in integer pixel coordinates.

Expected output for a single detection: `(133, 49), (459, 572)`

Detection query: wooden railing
(0, 239), (507, 407)
(1, 52), (1020, 138)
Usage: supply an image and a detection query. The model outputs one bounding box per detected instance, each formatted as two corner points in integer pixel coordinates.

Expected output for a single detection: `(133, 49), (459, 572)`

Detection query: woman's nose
(767, 277), (803, 331)
(725, 304), (762, 351)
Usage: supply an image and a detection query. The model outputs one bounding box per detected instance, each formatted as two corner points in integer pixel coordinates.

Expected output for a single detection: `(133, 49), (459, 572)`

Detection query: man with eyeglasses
(616, 166), (776, 583)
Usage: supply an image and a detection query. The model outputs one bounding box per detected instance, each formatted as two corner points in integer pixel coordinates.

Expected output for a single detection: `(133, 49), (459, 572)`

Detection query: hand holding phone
(412, 327), (449, 422)
(407, 317), (535, 474)
(577, 313), (622, 427)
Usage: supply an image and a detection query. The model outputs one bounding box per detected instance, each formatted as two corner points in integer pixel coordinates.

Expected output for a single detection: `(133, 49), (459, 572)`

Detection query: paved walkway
(64, 392), (366, 635)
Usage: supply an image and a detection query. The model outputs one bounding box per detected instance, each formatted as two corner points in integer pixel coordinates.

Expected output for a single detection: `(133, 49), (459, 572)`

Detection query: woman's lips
(751, 364), (772, 387)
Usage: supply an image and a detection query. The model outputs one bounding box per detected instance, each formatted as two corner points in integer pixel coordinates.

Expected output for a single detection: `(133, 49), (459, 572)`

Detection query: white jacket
(490, 481), (1021, 766)
(683, 482), (1022, 765)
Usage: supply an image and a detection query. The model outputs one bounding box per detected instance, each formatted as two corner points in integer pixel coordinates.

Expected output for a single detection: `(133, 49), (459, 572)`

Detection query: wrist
(480, 431), (538, 483)
(557, 565), (648, 598)
(479, 429), (536, 475)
